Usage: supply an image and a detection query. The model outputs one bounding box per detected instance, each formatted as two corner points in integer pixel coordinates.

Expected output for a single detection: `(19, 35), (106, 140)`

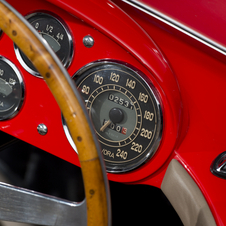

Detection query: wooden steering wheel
(0, 1), (111, 226)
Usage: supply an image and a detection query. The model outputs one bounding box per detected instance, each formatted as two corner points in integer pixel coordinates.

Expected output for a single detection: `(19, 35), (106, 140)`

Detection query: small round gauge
(64, 61), (162, 173)
(0, 56), (24, 120)
(14, 12), (73, 78)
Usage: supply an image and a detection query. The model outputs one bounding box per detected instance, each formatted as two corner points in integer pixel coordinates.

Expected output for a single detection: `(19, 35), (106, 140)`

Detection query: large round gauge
(0, 56), (24, 120)
(14, 12), (73, 78)
(65, 61), (162, 173)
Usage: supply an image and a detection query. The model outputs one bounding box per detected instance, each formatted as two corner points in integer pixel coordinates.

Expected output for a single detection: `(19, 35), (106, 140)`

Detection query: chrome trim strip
(62, 115), (78, 153)
(121, 0), (226, 56)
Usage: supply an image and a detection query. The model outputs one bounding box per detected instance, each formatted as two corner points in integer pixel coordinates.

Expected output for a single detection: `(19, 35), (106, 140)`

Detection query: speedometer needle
(100, 120), (111, 132)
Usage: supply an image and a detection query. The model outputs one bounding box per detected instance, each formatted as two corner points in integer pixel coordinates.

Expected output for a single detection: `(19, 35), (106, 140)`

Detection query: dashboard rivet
(37, 124), (48, 135)
(83, 35), (94, 48)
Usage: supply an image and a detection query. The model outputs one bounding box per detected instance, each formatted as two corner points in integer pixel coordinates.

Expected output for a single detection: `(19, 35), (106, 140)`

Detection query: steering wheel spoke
(0, 182), (87, 226)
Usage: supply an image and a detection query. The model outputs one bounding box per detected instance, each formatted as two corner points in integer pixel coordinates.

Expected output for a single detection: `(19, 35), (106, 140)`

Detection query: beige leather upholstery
(161, 159), (216, 226)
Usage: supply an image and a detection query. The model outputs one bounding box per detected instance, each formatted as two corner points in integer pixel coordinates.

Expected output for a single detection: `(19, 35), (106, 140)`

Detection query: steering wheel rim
(0, 1), (111, 226)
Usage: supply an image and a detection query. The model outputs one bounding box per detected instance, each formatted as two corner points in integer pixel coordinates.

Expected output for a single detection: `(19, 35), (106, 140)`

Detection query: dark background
(0, 131), (182, 225)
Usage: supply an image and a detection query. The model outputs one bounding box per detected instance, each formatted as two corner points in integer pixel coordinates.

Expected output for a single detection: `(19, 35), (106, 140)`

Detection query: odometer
(67, 61), (162, 173)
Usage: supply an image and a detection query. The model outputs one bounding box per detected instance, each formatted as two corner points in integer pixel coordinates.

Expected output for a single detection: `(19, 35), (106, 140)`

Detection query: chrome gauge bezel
(14, 12), (74, 78)
(62, 115), (78, 154)
(0, 56), (25, 120)
(64, 60), (162, 173)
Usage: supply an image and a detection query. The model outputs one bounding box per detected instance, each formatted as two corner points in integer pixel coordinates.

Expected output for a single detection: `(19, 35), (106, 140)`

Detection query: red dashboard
(0, 0), (226, 225)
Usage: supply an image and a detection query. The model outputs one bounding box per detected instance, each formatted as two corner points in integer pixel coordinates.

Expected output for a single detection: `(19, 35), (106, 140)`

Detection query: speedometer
(14, 12), (73, 78)
(68, 61), (162, 173)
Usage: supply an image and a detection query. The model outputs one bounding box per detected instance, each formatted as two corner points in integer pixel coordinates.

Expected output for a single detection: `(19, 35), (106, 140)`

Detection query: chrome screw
(83, 35), (94, 48)
(37, 124), (48, 135)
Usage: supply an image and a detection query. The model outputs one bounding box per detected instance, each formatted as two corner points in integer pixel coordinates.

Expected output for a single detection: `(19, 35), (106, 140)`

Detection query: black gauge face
(65, 62), (162, 173)
(0, 57), (24, 120)
(14, 12), (73, 77)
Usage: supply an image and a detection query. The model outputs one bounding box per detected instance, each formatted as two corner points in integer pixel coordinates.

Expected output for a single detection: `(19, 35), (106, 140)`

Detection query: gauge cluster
(0, 0), (180, 183)
(0, 8), (163, 174)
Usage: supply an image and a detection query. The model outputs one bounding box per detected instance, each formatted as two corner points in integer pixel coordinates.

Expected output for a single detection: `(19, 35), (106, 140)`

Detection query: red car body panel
(139, 0), (226, 47)
(0, 0), (225, 225)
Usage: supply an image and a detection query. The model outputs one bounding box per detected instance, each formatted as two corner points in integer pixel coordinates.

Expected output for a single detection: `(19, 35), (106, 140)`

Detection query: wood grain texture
(0, 1), (109, 226)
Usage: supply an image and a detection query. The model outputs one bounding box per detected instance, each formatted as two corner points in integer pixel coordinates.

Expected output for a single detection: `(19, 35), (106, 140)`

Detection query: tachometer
(65, 61), (162, 173)
(14, 12), (73, 77)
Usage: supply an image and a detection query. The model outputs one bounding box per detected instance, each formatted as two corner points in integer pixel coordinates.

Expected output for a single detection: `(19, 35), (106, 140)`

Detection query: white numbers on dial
(140, 128), (152, 139)
(94, 74), (103, 84)
(144, 110), (154, 121)
(138, 92), (148, 103)
(131, 142), (143, 153)
(116, 149), (128, 160)
(35, 23), (39, 29)
(46, 24), (53, 33)
(110, 72), (120, 83)
(126, 79), (136, 89)
(82, 85), (90, 95)
(56, 33), (64, 40)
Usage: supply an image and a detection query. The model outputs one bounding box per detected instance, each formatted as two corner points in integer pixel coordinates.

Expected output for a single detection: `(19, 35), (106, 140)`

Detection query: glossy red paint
(0, 0), (225, 224)
(139, 0), (226, 47)
(0, 0), (182, 182)
(113, 1), (226, 225)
